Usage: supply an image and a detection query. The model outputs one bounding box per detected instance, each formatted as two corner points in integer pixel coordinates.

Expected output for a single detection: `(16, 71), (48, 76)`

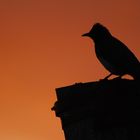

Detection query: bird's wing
(111, 37), (140, 67)
(100, 37), (139, 67)
(96, 36), (140, 73)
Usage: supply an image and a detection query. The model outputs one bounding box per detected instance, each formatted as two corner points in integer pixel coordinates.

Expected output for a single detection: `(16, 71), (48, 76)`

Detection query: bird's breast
(97, 55), (118, 74)
(95, 47), (122, 75)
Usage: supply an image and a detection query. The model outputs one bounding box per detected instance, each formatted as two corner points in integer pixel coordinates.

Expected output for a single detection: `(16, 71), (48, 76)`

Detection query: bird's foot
(99, 77), (109, 82)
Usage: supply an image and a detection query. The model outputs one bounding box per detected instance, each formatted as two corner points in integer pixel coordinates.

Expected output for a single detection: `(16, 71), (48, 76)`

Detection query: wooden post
(52, 79), (140, 140)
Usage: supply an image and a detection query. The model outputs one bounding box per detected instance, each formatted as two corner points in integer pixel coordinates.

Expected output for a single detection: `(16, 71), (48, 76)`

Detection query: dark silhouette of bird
(82, 23), (140, 80)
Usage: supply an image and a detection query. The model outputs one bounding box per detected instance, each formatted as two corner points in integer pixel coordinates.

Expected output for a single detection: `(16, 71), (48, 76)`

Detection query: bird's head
(82, 23), (111, 41)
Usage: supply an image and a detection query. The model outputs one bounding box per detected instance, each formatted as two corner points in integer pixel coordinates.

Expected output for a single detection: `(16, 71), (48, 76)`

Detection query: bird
(82, 23), (140, 80)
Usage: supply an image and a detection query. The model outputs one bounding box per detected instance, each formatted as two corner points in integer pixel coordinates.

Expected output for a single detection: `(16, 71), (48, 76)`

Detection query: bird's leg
(113, 74), (123, 80)
(104, 73), (112, 80)
(99, 73), (112, 81)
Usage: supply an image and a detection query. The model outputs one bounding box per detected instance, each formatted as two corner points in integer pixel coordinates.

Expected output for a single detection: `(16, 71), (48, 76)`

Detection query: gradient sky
(0, 0), (140, 140)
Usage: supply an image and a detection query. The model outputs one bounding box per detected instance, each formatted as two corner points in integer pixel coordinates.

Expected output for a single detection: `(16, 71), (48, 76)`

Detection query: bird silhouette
(82, 23), (140, 80)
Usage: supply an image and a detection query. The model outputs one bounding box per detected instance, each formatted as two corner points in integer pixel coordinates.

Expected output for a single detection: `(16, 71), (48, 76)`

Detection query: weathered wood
(52, 79), (140, 140)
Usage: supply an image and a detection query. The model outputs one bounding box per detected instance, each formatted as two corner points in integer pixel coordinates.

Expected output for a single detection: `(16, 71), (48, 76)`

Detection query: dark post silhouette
(52, 79), (140, 140)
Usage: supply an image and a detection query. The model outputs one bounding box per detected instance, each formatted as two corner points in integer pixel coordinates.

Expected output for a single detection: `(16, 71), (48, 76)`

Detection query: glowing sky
(0, 0), (140, 140)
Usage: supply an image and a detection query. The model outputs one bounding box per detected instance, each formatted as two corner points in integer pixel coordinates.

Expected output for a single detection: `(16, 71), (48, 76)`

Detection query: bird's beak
(82, 33), (90, 37)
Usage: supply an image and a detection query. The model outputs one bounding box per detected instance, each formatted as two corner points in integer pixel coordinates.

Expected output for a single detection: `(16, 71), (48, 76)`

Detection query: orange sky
(0, 0), (140, 140)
